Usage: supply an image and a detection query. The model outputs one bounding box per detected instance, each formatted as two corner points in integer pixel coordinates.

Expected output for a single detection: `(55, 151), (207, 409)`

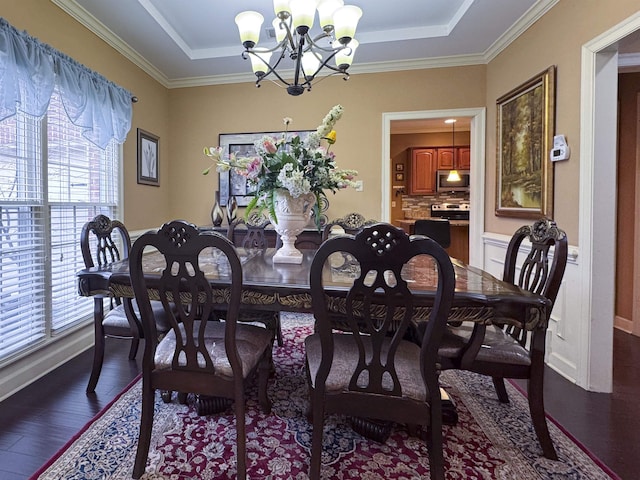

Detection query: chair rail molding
(482, 232), (580, 383)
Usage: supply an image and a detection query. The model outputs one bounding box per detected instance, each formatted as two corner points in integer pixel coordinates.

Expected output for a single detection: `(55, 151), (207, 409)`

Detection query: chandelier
(234, 0), (363, 96)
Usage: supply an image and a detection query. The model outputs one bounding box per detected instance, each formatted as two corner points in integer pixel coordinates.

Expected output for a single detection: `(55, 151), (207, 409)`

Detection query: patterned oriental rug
(32, 313), (618, 480)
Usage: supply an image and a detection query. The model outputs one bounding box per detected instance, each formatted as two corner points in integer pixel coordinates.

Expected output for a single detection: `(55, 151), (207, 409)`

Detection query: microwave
(436, 170), (470, 192)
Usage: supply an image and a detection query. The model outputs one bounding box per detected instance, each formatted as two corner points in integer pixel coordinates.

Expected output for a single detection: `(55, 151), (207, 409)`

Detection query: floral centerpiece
(203, 104), (357, 230)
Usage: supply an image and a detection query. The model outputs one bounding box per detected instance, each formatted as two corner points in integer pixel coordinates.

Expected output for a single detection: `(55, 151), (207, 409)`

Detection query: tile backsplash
(402, 193), (470, 219)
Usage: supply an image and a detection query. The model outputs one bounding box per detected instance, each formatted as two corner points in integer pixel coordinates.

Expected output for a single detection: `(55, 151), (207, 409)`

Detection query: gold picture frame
(496, 66), (555, 218)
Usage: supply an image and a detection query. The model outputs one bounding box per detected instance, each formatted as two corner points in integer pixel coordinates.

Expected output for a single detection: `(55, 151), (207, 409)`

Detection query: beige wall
(3, 0), (171, 230)
(485, 0), (640, 243)
(6, 0), (640, 244)
(167, 67), (486, 227)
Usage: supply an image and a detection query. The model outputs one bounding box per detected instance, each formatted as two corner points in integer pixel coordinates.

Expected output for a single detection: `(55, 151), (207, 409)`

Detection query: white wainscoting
(482, 232), (581, 384)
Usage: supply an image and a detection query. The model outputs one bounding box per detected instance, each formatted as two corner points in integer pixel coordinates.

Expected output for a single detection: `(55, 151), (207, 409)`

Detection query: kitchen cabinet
(409, 148), (437, 194)
(436, 146), (470, 170)
(449, 223), (469, 264)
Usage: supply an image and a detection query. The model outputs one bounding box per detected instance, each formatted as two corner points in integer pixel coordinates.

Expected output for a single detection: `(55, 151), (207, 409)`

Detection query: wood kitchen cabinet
(436, 146), (471, 170)
(409, 148), (437, 194)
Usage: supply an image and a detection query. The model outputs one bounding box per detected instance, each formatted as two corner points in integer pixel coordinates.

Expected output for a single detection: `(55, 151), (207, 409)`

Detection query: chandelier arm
(307, 49), (347, 79)
(304, 32), (339, 53)
(275, 13), (297, 52)
(292, 35), (306, 87)
(245, 50), (293, 88)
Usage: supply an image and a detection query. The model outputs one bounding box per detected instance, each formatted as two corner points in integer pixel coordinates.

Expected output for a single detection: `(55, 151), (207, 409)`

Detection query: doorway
(381, 108), (486, 267)
(578, 14), (640, 391)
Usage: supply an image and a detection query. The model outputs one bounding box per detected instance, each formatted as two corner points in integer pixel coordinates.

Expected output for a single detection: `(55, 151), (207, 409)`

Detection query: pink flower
(246, 157), (263, 179)
(262, 139), (277, 154)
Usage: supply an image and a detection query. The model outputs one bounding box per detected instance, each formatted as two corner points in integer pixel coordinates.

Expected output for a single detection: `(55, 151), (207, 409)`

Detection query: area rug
(32, 312), (619, 480)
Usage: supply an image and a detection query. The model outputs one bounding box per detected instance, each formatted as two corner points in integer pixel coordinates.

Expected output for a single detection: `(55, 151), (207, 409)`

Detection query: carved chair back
(502, 217), (568, 345)
(307, 223), (455, 480)
(321, 212), (377, 241)
(227, 213), (273, 250)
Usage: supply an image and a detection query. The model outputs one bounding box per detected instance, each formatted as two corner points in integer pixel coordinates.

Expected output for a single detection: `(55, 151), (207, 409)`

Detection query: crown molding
(484, 0), (560, 62)
(52, 0), (171, 88)
(166, 54), (488, 89)
(52, 0), (559, 90)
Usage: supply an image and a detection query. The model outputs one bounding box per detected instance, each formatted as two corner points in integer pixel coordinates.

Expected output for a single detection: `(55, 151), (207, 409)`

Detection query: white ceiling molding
(52, 0), (171, 87)
(484, 0), (560, 62)
(51, 0), (559, 90)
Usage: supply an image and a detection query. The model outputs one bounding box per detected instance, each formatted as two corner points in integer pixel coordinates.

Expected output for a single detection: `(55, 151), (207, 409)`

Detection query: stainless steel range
(430, 203), (470, 221)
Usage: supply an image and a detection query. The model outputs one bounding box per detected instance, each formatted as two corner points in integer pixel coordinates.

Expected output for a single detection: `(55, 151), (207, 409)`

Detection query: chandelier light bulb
(249, 48), (273, 76)
(273, 0), (292, 16)
(301, 51), (321, 79)
(333, 5), (362, 44)
(290, 0), (317, 34)
(317, 0), (344, 30)
(272, 18), (288, 43)
(334, 39), (358, 69)
(235, 11), (264, 49)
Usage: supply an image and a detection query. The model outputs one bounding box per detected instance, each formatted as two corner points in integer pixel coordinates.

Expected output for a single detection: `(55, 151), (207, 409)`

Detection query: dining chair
(413, 218), (451, 248)
(227, 215), (284, 346)
(130, 220), (273, 480)
(438, 217), (568, 460)
(306, 223), (456, 480)
(80, 214), (171, 393)
(321, 211), (377, 241)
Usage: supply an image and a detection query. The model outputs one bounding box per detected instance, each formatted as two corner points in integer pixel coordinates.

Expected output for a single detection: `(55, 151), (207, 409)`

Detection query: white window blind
(0, 87), (120, 361)
(0, 112), (46, 358)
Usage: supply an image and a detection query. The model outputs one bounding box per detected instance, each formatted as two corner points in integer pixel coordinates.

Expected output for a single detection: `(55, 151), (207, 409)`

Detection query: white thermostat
(550, 134), (570, 162)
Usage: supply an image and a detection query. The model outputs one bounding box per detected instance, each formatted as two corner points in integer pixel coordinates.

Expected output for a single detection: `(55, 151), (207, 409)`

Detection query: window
(0, 88), (120, 362)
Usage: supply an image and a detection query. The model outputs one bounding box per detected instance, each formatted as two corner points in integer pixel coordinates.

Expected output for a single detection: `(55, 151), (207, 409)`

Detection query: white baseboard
(0, 324), (93, 401)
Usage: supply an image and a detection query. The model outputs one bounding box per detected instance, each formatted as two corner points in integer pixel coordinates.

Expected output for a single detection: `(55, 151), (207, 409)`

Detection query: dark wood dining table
(77, 246), (550, 331)
(77, 244), (550, 433)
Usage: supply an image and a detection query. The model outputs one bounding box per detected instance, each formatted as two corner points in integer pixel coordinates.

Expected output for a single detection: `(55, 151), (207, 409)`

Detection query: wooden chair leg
(86, 314), (106, 394)
(133, 383), (155, 479)
(258, 354), (273, 414)
(427, 380), (445, 480)
(528, 373), (558, 460)
(235, 391), (247, 480)
(128, 336), (140, 360)
(309, 390), (325, 480)
(492, 377), (510, 403)
(275, 314), (283, 346)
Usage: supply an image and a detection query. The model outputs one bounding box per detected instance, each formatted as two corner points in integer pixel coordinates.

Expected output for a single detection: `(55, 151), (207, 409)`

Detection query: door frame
(579, 12), (640, 391)
(381, 108), (486, 267)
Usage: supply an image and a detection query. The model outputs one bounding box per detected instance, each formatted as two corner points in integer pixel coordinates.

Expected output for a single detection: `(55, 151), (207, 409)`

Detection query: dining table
(77, 248), (550, 330)
(77, 246), (550, 330)
(77, 244), (550, 435)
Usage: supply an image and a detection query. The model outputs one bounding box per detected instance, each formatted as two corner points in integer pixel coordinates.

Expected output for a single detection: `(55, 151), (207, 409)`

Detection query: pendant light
(445, 119), (461, 182)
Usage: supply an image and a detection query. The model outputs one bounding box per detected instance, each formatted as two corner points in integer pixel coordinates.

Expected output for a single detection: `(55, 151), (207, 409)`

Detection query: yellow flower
(325, 130), (337, 145)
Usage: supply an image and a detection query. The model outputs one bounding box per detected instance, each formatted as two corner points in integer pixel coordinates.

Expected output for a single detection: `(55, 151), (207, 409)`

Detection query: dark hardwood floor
(0, 328), (638, 479)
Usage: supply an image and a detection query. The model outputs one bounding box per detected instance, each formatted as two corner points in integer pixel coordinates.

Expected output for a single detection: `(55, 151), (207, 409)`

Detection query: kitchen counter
(396, 218), (470, 232)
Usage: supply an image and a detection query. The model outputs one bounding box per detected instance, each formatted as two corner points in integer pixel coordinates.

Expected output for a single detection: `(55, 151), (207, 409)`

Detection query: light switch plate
(355, 180), (363, 192)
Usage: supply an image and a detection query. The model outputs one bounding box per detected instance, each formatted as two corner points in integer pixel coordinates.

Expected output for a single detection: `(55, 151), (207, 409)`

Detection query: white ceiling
(52, 0), (559, 88)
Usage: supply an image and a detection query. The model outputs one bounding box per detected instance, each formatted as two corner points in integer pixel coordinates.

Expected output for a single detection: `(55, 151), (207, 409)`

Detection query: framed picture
(395, 163), (404, 172)
(395, 172), (405, 182)
(496, 66), (555, 218)
(137, 129), (159, 186)
(218, 131), (313, 206)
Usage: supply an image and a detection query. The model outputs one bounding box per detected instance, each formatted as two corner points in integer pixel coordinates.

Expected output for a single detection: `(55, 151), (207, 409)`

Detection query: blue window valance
(0, 17), (132, 149)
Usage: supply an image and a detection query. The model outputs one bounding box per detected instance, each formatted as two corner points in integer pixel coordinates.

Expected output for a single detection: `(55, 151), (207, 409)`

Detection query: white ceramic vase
(270, 189), (315, 264)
